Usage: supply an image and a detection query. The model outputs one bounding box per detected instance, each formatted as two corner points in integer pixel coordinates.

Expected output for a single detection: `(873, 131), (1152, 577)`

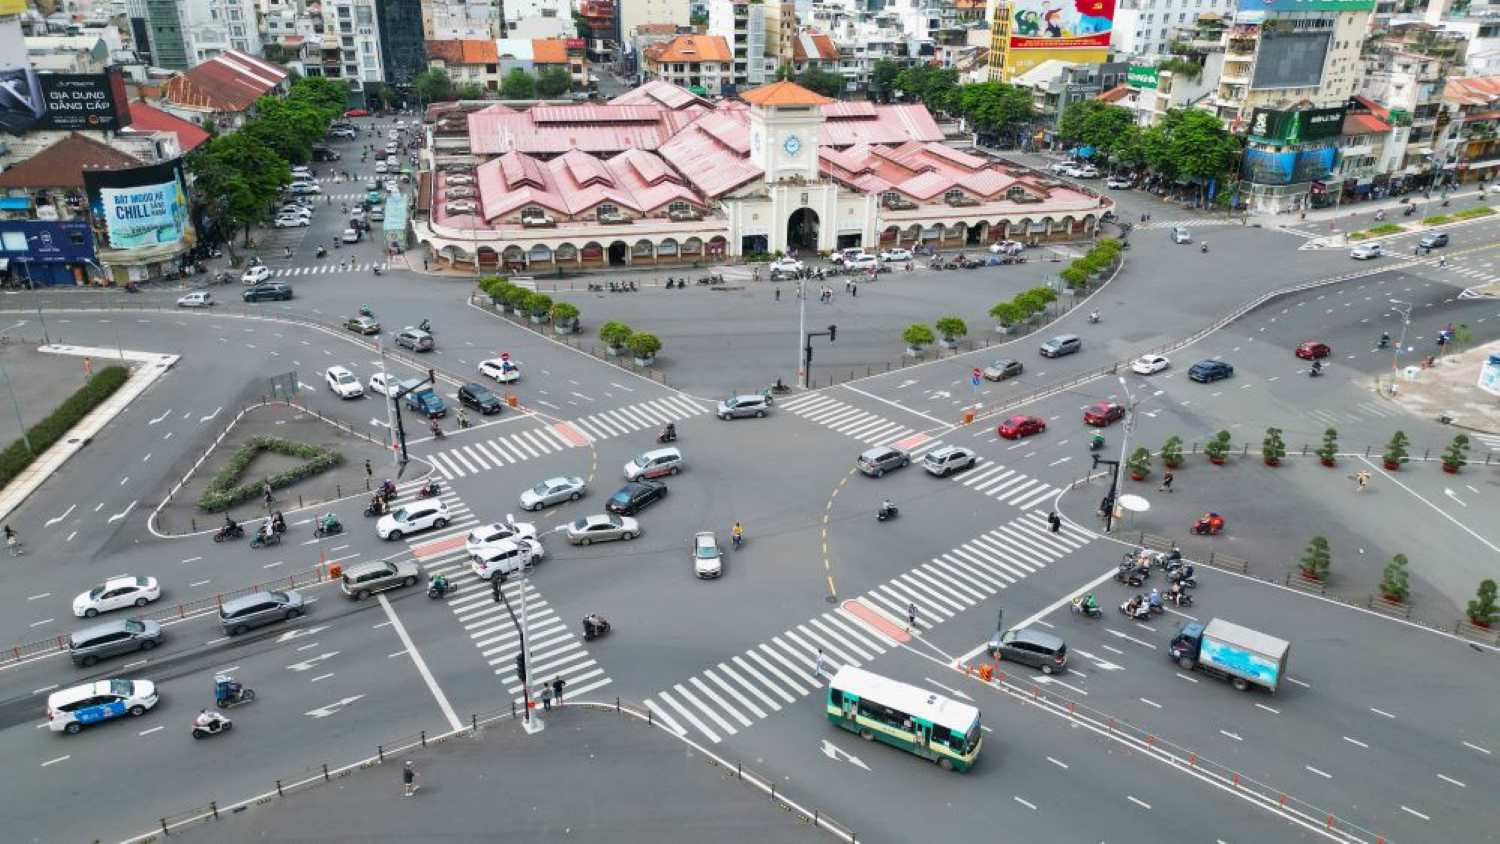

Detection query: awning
(0, 197), (30, 210)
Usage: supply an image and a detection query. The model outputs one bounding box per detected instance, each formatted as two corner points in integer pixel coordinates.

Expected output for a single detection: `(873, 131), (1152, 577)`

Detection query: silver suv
(340, 559), (421, 600)
(395, 328), (434, 351)
(220, 590), (304, 636)
(857, 446), (909, 477)
(717, 394), (771, 419)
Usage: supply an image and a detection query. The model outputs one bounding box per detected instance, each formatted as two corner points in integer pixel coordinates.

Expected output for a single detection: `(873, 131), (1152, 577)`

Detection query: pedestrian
(365, 458), (372, 478)
(906, 602), (918, 633)
(1439, 256), (1447, 268)
(1414, 245), (1420, 256)
(541, 684), (553, 712)
(1159, 472), (1174, 493)
(814, 648), (827, 678)
(844, 279), (851, 294)
(423, 257), (428, 271)
(1047, 511), (1062, 533)
(402, 761), (419, 797)
(552, 675), (564, 706)
(774, 286), (781, 301)
(1355, 470), (1370, 492)
(850, 281), (857, 298)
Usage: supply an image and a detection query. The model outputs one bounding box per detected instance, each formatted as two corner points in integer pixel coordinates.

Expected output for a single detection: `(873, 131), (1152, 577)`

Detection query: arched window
(668, 200), (691, 215)
(944, 188), (966, 203)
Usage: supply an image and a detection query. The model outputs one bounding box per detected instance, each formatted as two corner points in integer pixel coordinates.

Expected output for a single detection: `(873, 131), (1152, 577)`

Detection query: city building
(533, 38), (591, 91)
(319, 0), (386, 94)
(1357, 30), (1459, 188)
(122, 99), (212, 153)
(375, 0), (427, 90)
(127, 0), (263, 71)
(1013, 59), (1130, 133)
(707, 0), (797, 91)
(423, 0), (500, 40)
(788, 30), (840, 76)
(1331, 100), (1397, 199)
(413, 79), (1111, 271)
(1112, 0), (1237, 62)
(1438, 74), (1500, 184)
(642, 34), (733, 96)
(425, 38), (501, 90)
(158, 49), (290, 129)
(23, 33), (115, 73)
(1117, 62), (1220, 127)
(500, 0), (574, 40)
(619, 0), (692, 43)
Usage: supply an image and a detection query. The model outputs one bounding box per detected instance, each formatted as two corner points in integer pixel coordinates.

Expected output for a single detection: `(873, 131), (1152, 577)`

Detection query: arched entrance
(607, 241), (628, 266)
(787, 207), (819, 252)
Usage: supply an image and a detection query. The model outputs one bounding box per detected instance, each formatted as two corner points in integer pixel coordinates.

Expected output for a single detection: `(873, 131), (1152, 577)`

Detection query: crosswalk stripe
(917, 561), (988, 602)
(880, 582), (947, 619)
(716, 662), (781, 712)
(566, 676), (614, 698)
(434, 453), (465, 479)
(952, 545), (1026, 581)
(1021, 511), (1086, 545)
(856, 421), (903, 442)
(810, 406), (861, 425)
(778, 629), (832, 666)
(727, 657), (792, 707)
(538, 427), (575, 450)
(1014, 485), (1058, 510)
(873, 427), (914, 445)
(473, 440), (508, 466)
(644, 698), (688, 735)
(839, 416), (888, 438)
(516, 430), (553, 455)
(994, 478), (1040, 503)
(908, 438), (945, 457)
(789, 397), (840, 416)
(1012, 521), (1077, 556)
(759, 641), (819, 686)
(820, 612), (884, 654)
(596, 411), (633, 436)
(508, 433), (542, 459)
(633, 401), (675, 425)
(692, 674), (755, 726)
(603, 409), (641, 432)
(703, 668), (767, 719)
(657, 690), (718, 742)
(938, 552), (1011, 588)
(963, 463), (1009, 486)
(807, 617), (875, 661)
(898, 574), (967, 614)
(779, 394), (828, 411)
(864, 588), (907, 617)
(491, 437), (524, 463)
(572, 416), (608, 439)
(979, 475), (1029, 496)
(460, 446), (490, 472)
(991, 526), (1058, 563)
(675, 683), (738, 736)
(791, 623), (855, 666)
(969, 534), (1037, 574)
(744, 650), (807, 697)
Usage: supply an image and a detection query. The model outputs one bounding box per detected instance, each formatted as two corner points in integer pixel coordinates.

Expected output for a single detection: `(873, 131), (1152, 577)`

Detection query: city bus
(825, 666), (982, 771)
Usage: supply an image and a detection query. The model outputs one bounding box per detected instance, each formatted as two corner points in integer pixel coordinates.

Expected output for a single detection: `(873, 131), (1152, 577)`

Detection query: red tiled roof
(741, 80), (833, 107)
(1097, 84), (1132, 103)
(1343, 113), (1391, 135)
(123, 99), (211, 152)
(792, 32), (839, 62)
(1444, 75), (1500, 107)
(1351, 95), (1389, 120)
(163, 49), (288, 113)
(0, 133), (141, 188)
(427, 39), (499, 65)
(650, 35), (731, 64)
(532, 39), (570, 64)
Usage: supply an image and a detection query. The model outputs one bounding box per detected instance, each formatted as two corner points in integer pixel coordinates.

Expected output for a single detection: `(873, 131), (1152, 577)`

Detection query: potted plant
(989, 301), (1024, 334)
(627, 331), (661, 367)
(524, 292), (553, 324)
(1380, 553), (1410, 603)
(935, 316), (968, 350)
(487, 281), (513, 308)
(1441, 433), (1469, 474)
(1059, 265), (1089, 289)
(502, 284), (530, 316)
(1316, 427), (1338, 467)
(1468, 579), (1498, 628)
(903, 323), (935, 358)
(1298, 535), (1331, 582)
(1160, 435), (1183, 469)
(1382, 430), (1409, 470)
(1204, 430), (1231, 465)
(550, 302), (579, 334)
(599, 321), (632, 357)
(1127, 447), (1151, 481)
(1262, 426), (1285, 467)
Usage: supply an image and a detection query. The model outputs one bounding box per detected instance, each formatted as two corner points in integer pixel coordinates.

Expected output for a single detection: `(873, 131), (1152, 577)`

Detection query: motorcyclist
(664, 422), (676, 440)
(1125, 594), (1143, 615)
(429, 573), (448, 595)
(1201, 242), (1209, 253)
(381, 479), (397, 499)
(369, 494), (387, 516)
(457, 408), (470, 429)
(879, 499), (895, 518)
(1082, 593), (1098, 613)
(1148, 588), (1163, 610)
(731, 521), (744, 548)
(1379, 331), (1391, 348)
(223, 514), (238, 533)
(1090, 431), (1105, 449)
(419, 318), (431, 332)
(259, 521), (276, 543)
(429, 418), (443, 437)
(423, 479), (441, 497)
(272, 511), (286, 533)
(1088, 309), (1100, 323)
(1311, 359), (1323, 375)
(1168, 580), (1186, 603)
(320, 512), (339, 533)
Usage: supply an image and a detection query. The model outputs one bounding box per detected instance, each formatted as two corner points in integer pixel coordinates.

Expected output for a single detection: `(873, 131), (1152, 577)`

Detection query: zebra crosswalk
(397, 483), (613, 705)
(778, 392), (1059, 509)
(1306, 400), (1402, 427)
(269, 262), (387, 277)
(568, 395), (708, 442)
(427, 425), (578, 480)
(645, 510), (1090, 743)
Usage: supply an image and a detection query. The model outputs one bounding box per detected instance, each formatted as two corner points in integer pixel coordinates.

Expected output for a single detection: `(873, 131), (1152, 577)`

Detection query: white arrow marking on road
(45, 505), (76, 527)
(820, 739), (870, 771)
(288, 651), (341, 672)
(107, 501), (136, 523)
(148, 409), (172, 425)
(1048, 456), (1072, 467)
(896, 379), (918, 389)
(928, 390), (951, 399)
(924, 678), (974, 700)
(305, 694), (365, 719)
(609, 382), (634, 392)
(276, 625), (331, 644)
(199, 406), (221, 422)
(1104, 628), (1155, 649)
(1443, 488), (1467, 507)
(1071, 649), (1124, 671)
(370, 418), (390, 429)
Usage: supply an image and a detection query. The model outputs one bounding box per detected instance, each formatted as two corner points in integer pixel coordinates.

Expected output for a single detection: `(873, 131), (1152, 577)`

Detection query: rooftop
(162, 49), (288, 113)
(122, 99), (211, 152)
(425, 39), (499, 65)
(649, 35), (732, 64)
(740, 80), (834, 108)
(533, 38), (571, 64)
(0, 132), (141, 189)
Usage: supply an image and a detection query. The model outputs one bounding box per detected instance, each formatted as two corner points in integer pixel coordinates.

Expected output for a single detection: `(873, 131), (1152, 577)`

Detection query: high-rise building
(375, 0), (427, 89)
(620, 0), (692, 44)
(320, 0), (385, 91)
(141, 0), (189, 69)
(709, 0), (772, 89)
(423, 1), (502, 40)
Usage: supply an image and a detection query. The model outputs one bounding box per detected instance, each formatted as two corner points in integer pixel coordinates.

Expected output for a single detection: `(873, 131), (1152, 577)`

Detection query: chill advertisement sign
(83, 161), (195, 251)
(1248, 106), (1346, 144)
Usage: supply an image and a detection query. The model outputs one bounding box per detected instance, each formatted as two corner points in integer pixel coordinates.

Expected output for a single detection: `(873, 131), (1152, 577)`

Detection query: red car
(1295, 340), (1331, 360)
(998, 415), (1046, 440)
(343, 108), (371, 117)
(1083, 401), (1125, 426)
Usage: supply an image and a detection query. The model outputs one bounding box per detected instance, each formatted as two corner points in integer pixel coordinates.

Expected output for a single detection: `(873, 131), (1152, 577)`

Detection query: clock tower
(742, 80), (831, 184)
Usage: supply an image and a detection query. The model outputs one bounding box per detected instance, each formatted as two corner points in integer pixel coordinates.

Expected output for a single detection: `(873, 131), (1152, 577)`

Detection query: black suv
(458, 382), (503, 414)
(242, 282), (293, 302)
(606, 481), (667, 515)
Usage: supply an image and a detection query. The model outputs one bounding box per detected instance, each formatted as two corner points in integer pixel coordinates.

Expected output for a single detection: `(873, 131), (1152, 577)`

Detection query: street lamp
(1388, 298), (1413, 392)
(1108, 374), (1137, 533)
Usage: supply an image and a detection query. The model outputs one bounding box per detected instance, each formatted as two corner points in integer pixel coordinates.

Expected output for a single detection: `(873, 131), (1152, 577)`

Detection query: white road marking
(148, 409), (172, 424)
(29, 618), (53, 628)
(1046, 756), (1068, 770)
(181, 556), (202, 563)
(1126, 795), (1151, 810)
(1400, 806), (1430, 821)
(138, 726), (163, 736)
(44, 505), (75, 526)
(200, 406), (222, 422)
(310, 672), (335, 682)
(1436, 773), (1466, 788)
(1254, 703), (1279, 715)
(1305, 765), (1332, 779)
(27, 592), (50, 601)
(107, 501), (136, 523)
(40, 755), (69, 767)
(1462, 741), (1490, 755)
(1139, 697), (1162, 709)
(1014, 796), (1037, 810)
(1369, 706), (1396, 719)
(32, 684), (58, 695)
(1342, 736), (1367, 748)
(1284, 677), (1310, 688)
(378, 593), (462, 730)
(1219, 730), (1242, 741)
(1175, 672), (1199, 683)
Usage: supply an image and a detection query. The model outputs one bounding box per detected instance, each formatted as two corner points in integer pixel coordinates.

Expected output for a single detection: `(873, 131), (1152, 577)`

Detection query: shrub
(1204, 430), (1231, 462)
(550, 302), (579, 324)
(626, 331), (661, 359)
(1127, 446), (1151, 479)
(1160, 435), (1183, 468)
(989, 301), (1025, 326)
(1380, 553), (1410, 603)
(599, 321), (632, 348)
(487, 281), (514, 305)
(1060, 265), (1090, 289)
(1298, 535), (1331, 581)
(0, 365), (130, 489)
(197, 435), (343, 512)
(1026, 285), (1059, 305)
(1453, 206), (1495, 220)
(1316, 427), (1338, 465)
(1468, 579), (1498, 627)
(1014, 290), (1049, 316)
(902, 323), (935, 347)
(1365, 223), (1404, 236)
(935, 316), (968, 341)
(1262, 426), (1285, 465)
(1383, 430), (1410, 468)
(523, 292), (553, 318)
(1421, 214), (1453, 226)
(501, 285), (530, 311)
(1442, 433), (1469, 470)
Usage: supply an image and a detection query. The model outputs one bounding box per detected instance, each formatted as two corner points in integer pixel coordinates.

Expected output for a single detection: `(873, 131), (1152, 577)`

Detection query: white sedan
(768, 257), (804, 275)
(464, 519), (540, 559)
(325, 366), (364, 398)
(1350, 242), (1383, 260)
(73, 576), (161, 618)
(1130, 354), (1171, 375)
(274, 215), (309, 228)
(368, 371), (398, 397)
(478, 358), (521, 383)
(878, 248), (912, 262)
(176, 291), (213, 308)
(241, 264), (271, 284)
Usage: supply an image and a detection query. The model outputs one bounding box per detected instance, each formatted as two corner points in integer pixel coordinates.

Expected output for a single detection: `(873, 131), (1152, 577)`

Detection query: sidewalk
(1249, 185), (1491, 233)
(1378, 339), (1500, 440)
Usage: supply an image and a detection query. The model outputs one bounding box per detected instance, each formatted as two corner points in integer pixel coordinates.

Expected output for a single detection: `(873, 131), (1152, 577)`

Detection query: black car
(242, 282), (293, 302)
(606, 481), (667, 515)
(1188, 359), (1234, 383)
(458, 382), (503, 415)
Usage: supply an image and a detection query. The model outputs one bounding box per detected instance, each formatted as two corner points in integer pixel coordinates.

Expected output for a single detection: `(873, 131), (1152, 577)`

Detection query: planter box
(1264, 457), (1280, 467)
(1129, 472), (1146, 481)
(994, 324), (1014, 335)
(529, 314), (548, 324)
(905, 345), (927, 359)
(633, 354), (656, 367)
(554, 321), (577, 335)
(939, 338), (960, 350)
(1470, 619), (1493, 629)
(1298, 569), (1323, 583)
(1208, 455), (1226, 465)
(1381, 593), (1406, 604)
(1163, 459), (1182, 470)
(1441, 463), (1459, 474)
(1320, 457), (1336, 467)
(606, 344), (625, 357)
(1383, 459), (1401, 470)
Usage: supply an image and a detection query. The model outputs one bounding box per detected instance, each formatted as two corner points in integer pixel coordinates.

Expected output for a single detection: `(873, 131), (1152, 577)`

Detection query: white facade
(181, 0), (264, 62)
(710, 0), (773, 87)
(498, 0), (573, 39)
(426, 1), (500, 39)
(620, 0), (693, 41)
(324, 0), (384, 84)
(1117, 0), (1234, 61)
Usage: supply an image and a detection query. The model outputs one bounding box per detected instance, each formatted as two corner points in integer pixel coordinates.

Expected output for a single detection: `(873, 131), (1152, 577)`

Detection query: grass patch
(1348, 223), (1404, 241)
(0, 365), (129, 489)
(1453, 206), (1495, 220)
(197, 435), (343, 512)
(1422, 215), (1453, 226)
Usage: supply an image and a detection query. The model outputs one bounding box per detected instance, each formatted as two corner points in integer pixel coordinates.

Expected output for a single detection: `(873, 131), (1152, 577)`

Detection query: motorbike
(1192, 512), (1225, 535)
(1087, 311), (1101, 324)
(1119, 597), (1152, 621)
(418, 480), (441, 499)
(1089, 435), (1105, 452)
(214, 271), (235, 285)
(123, 282), (140, 294)
(313, 517), (344, 538)
(191, 712), (233, 739)
(588, 282), (603, 292)
(363, 498), (386, 518)
(1070, 596), (1102, 618)
(315, 246), (327, 258)
(1378, 335), (1390, 349)
(656, 427), (677, 444)
(428, 577), (455, 600)
(1200, 243), (1209, 253)
(876, 504), (899, 522)
(1167, 588), (1194, 607)
(213, 522), (245, 542)
(770, 381), (791, 395)
(1403, 206), (1416, 217)
(214, 676), (256, 708)
(582, 613), (611, 641)
(1115, 561), (1149, 587)
(1167, 566), (1197, 589)
(373, 265), (382, 276)
(250, 530), (282, 549)
(429, 422), (445, 440)
(1308, 365), (1323, 377)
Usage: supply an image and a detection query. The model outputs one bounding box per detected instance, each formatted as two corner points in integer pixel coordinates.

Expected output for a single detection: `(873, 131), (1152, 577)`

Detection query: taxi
(48, 679), (159, 734)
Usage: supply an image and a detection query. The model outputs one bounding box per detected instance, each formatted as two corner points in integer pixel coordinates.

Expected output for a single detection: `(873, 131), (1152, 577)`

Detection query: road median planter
(0, 364), (129, 490)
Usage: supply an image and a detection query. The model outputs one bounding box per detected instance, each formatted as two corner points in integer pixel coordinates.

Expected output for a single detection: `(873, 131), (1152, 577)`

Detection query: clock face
(784, 134), (801, 155)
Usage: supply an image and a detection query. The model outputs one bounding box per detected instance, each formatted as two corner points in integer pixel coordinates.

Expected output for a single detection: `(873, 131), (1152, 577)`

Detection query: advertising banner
(1003, 0), (1116, 77)
(1127, 65), (1158, 89)
(0, 67), (131, 134)
(1478, 354), (1500, 398)
(1237, 0), (1375, 11)
(1248, 106), (1347, 144)
(83, 160), (195, 251)
(0, 220), (95, 263)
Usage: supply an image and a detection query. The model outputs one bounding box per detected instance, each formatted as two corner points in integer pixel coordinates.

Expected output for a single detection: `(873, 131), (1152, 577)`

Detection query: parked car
(177, 291), (213, 308)
(769, 257), (804, 275)
(566, 513), (639, 545)
(923, 446), (977, 477)
(345, 315), (381, 335)
(1188, 359), (1234, 383)
(1083, 401), (1125, 426)
(274, 215), (309, 228)
(72, 576), (160, 618)
(519, 476), (587, 511)
(693, 531), (723, 579)
(624, 448), (682, 481)
(998, 415), (1046, 439)
(1105, 176), (1134, 189)
(1350, 242), (1383, 260)
(343, 108), (370, 117)
(241, 264), (272, 285)
(1039, 334), (1081, 358)
(878, 248), (912, 262)
(1295, 340), (1331, 360)
(607, 481), (668, 515)
(479, 358), (521, 383)
(982, 358), (1023, 381)
(458, 382), (503, 414)
(717, 394), (771, 419)
(395, 328), (435, 352)
(1130, 354), (1170, 375)
(288, 183), (321, 195)
(1171, 226), (1193, 244)
(846, 254), (879, 270)
(242, 282), (293, 302)
(340, 559), (420, 600)
(1072, 165), (1100, 178)
(376, 499), (451, 540)
(857, 446), (909, 477)
(325, 366), (364, 398)
(47, 679), (159, 734)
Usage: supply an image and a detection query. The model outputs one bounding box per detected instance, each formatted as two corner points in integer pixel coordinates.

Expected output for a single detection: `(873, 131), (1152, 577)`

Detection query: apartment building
(643, 34), (732, 96)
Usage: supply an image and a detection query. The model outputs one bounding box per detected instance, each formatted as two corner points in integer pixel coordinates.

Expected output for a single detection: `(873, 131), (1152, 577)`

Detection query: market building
(413, 80), (1112, 272)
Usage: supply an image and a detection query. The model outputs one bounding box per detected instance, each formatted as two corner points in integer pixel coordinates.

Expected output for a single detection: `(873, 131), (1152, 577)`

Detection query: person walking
(774, 286), (780, 302)
(402, 761), (419, 797)
(850, 281), (858, 298)
(906, 602), (918, 633)
(814, 648), (828, 679)
(1047, 511), (1062, 533)
(5, 525), (20, 556)
(262, 480), (274, 509)
(552, 676), (565, 707)
(540, 683), (553, 712)
(1159, 472), (1174, 493)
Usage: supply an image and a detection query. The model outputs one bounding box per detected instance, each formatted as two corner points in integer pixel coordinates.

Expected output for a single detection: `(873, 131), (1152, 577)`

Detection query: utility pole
(377, 337), (398, 470)
(390, 368), (438, 467)
(1092, 374), (1137, 533)
(802, 323), (836, 389)
(796, 277), (806, 386)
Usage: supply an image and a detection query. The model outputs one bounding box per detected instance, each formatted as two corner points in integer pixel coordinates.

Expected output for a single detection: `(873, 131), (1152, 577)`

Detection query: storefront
(0, 219), (96, 287)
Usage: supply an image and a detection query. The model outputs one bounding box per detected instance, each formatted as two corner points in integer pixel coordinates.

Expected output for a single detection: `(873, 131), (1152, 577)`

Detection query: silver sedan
(566, 514), (639, 545)
(520, 476), (586, 511)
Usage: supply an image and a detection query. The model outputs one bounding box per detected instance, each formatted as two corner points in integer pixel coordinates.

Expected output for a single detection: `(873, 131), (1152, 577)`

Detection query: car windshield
(532, 481), (552, 495)
(108, 679), (133, 696)
(336, 373), (355, 384)
(268, 591), (289, 602)
(611, 490), (631, 503)
(88, 584), (107, 599)
(695, 538), (718, 557)
(392, 508), (413, 522)
(123, 620), (144, 633)
(571, 518), (589, 531)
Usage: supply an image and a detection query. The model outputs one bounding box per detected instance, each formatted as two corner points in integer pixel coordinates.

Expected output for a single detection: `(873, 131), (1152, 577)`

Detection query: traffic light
(491, 576), (502, 603)
(514, 653), (527, 683)
(828, 324), (837, 342)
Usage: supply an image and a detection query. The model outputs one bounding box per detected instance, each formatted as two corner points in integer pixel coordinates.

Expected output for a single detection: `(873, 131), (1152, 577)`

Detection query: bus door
(913, 719), (933, 757)
(841, 693), (858, 721)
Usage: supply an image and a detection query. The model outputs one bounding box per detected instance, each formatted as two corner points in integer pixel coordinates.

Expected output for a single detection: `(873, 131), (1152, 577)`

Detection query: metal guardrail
(127, 697), (855, 843)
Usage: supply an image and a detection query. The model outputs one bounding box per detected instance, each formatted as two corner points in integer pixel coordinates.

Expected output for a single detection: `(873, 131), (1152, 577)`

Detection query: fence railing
(126, 697), (855, 843)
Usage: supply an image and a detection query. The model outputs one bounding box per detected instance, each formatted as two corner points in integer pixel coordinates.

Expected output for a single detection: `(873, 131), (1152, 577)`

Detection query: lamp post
(1108, 374), (1137, 533)
(1388, 298), (1413, 392)
(19, 259), (49, 345)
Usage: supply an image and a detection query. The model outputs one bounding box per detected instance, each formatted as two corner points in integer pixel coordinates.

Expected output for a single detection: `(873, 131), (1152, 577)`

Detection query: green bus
(826, 666), (981, 771)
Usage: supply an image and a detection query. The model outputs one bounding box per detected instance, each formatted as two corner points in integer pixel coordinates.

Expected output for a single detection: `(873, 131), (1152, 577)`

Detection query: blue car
(403, 386), (446, 417)
(1188, 360), (1234, 383)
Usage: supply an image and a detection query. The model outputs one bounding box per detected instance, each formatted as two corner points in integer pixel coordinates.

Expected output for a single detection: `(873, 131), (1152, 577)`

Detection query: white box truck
(1168, 618), (1290, 693)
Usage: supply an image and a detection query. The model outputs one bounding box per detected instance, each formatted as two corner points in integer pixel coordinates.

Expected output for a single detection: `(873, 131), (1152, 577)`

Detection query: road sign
(972, 368), (982, 378)
(971, 369), (981, 388)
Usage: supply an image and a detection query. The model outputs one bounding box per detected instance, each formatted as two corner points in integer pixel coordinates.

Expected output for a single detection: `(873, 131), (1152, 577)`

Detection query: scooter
(213, 523), (245, 542)
(876, 504), (899, 522)
(215, 681), (256, 709)
(1089, 435), (1105, 452)
(313, 518), (344, 538)
(1087, 311), (1101, 324)
(191, 712), (232, 739)
(1119, 597), (1151, 621)
(428, 578), (455, 600)
(1167, 588), (1194, 607)
(1115, 562), (1149, 587)
(363, 498), (386, 518)
(657, 427), (677, 444)
(250, 530), (282, 549)
(582, 614), (611, 641)
(1070, 596), (1102, 618)
(418, 480), (441, 499)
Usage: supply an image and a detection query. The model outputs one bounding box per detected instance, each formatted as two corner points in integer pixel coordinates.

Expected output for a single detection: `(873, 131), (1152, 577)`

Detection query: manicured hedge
(197, 435), (343, 512)
(0, 365), (129, 489)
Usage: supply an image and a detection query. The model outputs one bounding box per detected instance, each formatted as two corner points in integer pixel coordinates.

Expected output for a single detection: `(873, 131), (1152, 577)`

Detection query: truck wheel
(1232, 677), (1250, 692)
(1177, 656), (1195, 670)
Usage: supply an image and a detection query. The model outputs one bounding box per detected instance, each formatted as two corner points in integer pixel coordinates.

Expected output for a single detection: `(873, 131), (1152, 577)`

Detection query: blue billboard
(1243, 146), (1336, 186)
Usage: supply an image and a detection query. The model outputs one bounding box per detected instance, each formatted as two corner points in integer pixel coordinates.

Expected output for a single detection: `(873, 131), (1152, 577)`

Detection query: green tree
(500, 68), (537, 99)
(935, 316), (968, 342)
(456, 82), (486, 100)
(241, 96), (330, 164)
(1380, 554), (1410, 603)
(523, 292), (553, 318)
(797, 66), (845, 98)
(626, 331), (662, 359)
(599, 321), (632, 349)
(989, 301), (1025, 327)
(286, 76), (350, 115)
(774, 62), (794, 82)
(1262, 426), (1286, 465)
(550, 302), (579, 325)
(1316, 427), (1338, 465)
(903, 323), (935, 348)
(1127, 447), (1152, 479)
(1060, 265), (1089, 289)
(894, 64), (930, 102)
(1299, 536), (1331, 581)
(1383, 430), (1410, 468)
(187, 131), (291, 247)
(918, 67), (959, 114)
(413, 68), (456, 103)
(536, 66), (572, 97)
(1204, 430), (1231, 462)
(1442, 433), (1470, 471)
(1139, 109), (1240, 205)
(956, 82), (1035, 142)
(1160, 435), (1183, 468)
(1468, 579), (1498, 627)
(870, 58), (903, 103)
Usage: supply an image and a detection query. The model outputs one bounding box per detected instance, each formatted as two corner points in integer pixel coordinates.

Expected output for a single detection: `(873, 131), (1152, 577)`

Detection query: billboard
(0, 67), (131, 134)
(1250, 32), (1330, 89)
(1248, 106), (1347, 144)
(83, 160), (195, 252)
(1003, 0), (1116, 79)
(1237, 0), (1376, 10)
(1127, 65), (1158, 89)
(1243, 147), (1335, 185)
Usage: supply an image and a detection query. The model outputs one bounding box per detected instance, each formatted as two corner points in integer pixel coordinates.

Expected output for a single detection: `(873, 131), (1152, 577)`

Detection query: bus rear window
(829, 689), (843, 706)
